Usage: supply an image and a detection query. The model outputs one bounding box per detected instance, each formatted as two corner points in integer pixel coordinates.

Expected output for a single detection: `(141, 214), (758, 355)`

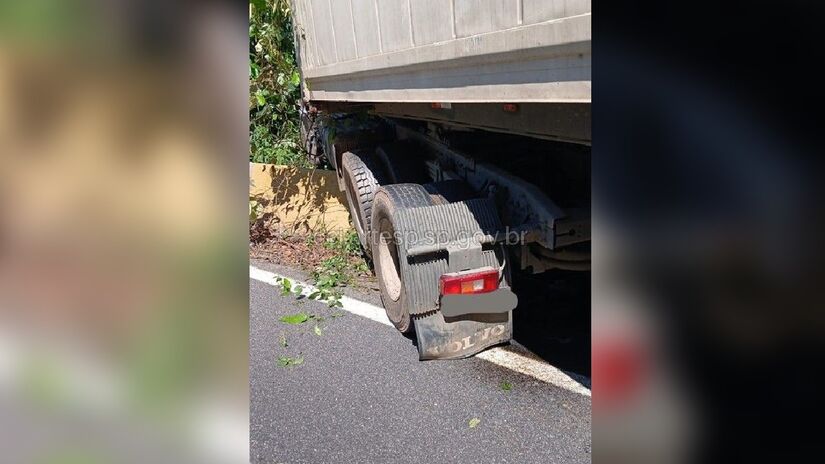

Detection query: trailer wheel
(323, 132), (361, 191)
(341, 150), (389, 257)
(370, 184), (434, 333)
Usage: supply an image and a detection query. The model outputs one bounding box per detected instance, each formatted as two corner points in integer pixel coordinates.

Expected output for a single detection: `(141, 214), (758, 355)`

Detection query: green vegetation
(275, 273), (343, 308)
(271, 230), (366, 308)
(325, 229), (364, 257)
(279, 313), (310, 325)
(310, 230), (369, 305)
(277, 356), (304, 367)
(270, 230), (366, 366)
(249, 0), (308, 166)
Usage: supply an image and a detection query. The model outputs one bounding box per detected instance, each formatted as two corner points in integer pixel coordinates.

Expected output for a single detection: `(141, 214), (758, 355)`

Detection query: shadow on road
(511, 270), (591, 377)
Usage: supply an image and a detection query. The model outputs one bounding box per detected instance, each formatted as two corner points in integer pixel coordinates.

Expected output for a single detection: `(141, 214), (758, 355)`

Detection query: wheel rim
(377, 218), (401, 302)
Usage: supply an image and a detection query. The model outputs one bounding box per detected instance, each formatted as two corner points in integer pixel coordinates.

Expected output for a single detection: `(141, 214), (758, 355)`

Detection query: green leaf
(279, 313), (309, 324)
(307, 291), (320, 300)
(277, 356), (304, 367)
(293, 285), (304, 295)
(500, 381), (513, 392)
(255, 93), (266, 107)
(314, 325), (323, 336)
(290, 71), (301, 87)
(280, 334), (288, 347)
(280, 278), (292, 295)
(468, 417), (481, 428)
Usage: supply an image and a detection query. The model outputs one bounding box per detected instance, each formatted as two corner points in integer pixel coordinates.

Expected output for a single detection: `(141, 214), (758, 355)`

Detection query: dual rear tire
(370, 184), (434, 333)
(341, 149), (479, 334)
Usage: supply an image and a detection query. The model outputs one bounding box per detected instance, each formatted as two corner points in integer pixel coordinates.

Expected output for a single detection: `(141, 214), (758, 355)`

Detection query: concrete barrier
(249, 163), (351, 234)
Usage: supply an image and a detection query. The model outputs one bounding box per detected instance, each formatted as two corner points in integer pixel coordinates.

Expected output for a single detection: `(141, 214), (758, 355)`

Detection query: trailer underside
(304, 109), (590, 259)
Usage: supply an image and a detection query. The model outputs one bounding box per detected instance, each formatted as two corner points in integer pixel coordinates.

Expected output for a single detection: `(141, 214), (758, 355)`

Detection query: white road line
(249, 266), (392, 326)
(250, 265), (591, 397)
(477, 342), (591, 396)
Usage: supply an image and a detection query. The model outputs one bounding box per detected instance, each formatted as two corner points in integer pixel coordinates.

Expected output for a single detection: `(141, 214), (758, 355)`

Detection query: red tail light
(439, 268), (499, 295)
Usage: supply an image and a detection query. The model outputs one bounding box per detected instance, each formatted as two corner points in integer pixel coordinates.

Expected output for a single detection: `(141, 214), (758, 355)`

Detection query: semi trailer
(291, 0), (591, 359)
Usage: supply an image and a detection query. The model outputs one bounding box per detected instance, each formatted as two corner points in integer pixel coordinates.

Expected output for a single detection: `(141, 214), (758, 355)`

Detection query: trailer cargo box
(292, 0), (591, 103)
(290, 0), (591, 359)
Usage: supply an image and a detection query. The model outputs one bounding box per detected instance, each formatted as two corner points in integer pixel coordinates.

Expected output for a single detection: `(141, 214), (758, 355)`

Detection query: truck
(291, 0), (591, 359)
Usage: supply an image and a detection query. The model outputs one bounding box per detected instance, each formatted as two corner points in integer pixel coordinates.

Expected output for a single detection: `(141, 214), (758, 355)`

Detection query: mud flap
(388, 194), (515, 359)
(414, 311), (512, 360)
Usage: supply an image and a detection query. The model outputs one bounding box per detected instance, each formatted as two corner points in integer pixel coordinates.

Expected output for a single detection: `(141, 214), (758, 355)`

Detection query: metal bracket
(446, 242), (483, 272)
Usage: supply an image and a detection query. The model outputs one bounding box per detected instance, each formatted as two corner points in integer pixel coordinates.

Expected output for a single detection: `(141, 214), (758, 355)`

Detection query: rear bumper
(439, 288), (518, 318)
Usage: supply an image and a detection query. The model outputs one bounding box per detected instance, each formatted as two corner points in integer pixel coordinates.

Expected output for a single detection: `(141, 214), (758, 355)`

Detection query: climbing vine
(249, 0), (308, 166)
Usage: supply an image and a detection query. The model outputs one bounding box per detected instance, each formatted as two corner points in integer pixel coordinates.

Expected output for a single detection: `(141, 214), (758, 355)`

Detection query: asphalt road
(250, 260), (591, 464)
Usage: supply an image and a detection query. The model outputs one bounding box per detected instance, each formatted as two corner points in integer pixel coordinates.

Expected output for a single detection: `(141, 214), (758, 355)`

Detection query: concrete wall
(250, 163), (351, 234)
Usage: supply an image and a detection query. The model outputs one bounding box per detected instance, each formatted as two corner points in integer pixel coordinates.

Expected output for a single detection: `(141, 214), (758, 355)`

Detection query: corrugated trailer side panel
(292, 0), (591, 103)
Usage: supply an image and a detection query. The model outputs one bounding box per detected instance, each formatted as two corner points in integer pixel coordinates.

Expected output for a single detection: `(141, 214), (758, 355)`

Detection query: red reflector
(440, 268), (499, 295)
(502, 103), (519, 113)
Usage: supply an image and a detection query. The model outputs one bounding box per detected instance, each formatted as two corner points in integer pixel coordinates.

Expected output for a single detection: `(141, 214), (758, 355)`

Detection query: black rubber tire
(423, 179), (478, 205)
(370, 184), (434, 333)
(341, 150), (389, 257)
(324, 132), (361, 191)
(306, 130), (325, 167)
